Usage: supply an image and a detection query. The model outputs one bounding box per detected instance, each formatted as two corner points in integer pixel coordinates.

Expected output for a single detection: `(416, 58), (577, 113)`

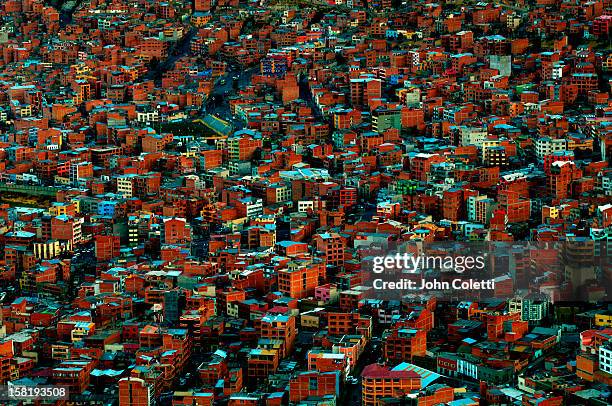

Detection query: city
(0, 0), (611, 404)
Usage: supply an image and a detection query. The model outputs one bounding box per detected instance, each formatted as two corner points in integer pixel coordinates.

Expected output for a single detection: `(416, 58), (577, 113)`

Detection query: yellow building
(594, 311), (612, 327)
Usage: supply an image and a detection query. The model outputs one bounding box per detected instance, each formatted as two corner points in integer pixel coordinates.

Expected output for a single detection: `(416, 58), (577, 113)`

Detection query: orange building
(327, 312), (372, 338)
(383, 328), (427, 362)
(51, 215), (83, 245)
(361, 363), (421, 406)
(247, 348), (279, 382)
(227, 130), (262, 161)
(119, 377), (152, 406)
(313, 233), (345, 267)
(277, 260), (326, 299)
(163, 217), (191, 245)
(307, 350), (348, 375)
(547, 161), (582, 200)
(289, 371), (340, 403)
(95, 234), (121, 261)
(260, 313), (296, 357)
(350, 77), (382, 109)
(172, 392), (213, 406)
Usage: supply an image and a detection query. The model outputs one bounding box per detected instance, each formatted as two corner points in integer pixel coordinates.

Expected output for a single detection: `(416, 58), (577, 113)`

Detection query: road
(203, 66), (259, 129)
(145, 28), (197, 84)
(341, 338), (382, 405)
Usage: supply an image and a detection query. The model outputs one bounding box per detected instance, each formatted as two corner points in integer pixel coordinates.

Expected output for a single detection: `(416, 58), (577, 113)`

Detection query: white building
(535, 137), (567, 159)
(116, 174), (135, 198)
(598, 341), (612, 374)
(460, 126), (488, 147)
(136, 110), (159, 124)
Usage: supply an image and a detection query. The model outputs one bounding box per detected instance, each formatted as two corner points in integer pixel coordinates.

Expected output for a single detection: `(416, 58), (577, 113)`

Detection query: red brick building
(95, 235), (121, 261)
(289, 371), (340, 402)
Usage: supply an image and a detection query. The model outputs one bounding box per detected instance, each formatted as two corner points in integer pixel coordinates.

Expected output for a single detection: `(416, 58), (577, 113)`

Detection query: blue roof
(277, 240), (302, 248)
(392, 362), (442, 388)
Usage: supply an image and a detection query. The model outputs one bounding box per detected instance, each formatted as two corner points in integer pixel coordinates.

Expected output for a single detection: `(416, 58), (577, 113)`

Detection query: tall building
(289, 371), (341, 403)
(383, 328), (427, 362)
(69, 161), (93, 186)
(227, 130), (262, 162)
(119, 377), (152, 406)
(260, 313), (296, 357)
(278, 260), (326, 299)
(95, 234), (120, 261)
(194, 0), (211, 11)
(598, 341), (612, 375)
(247, 348), (279, 382)
(547, 161), (582, 200)
(51, 215), (84, 246)
(163, 217), (191, 245)
(508, 294), (549, 324)
(350, 76), (382, 109)
(313, 233), (345, 268)
(443, 188), (464, 221)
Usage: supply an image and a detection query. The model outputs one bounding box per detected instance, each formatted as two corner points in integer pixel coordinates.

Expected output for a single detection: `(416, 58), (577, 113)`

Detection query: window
(309, 377), (318, 390)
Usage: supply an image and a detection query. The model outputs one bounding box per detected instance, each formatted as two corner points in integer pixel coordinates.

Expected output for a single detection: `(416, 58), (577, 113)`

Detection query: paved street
(204, 66), (259, 129)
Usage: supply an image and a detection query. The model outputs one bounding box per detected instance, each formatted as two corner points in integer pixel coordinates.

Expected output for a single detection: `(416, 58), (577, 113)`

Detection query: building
(69, 161), (93, 186)
(260, 313), (296, 357)
(51, 215), (84, 245)
(508, 294), (549, 323)
(289, 371), (340, 403)
(119, 377), (152, 406)
(247, 349), (279, 382)
(227, 130), (262, 161)
(361, 363), (421, 406)
(278, 260), (325, 299)
(383, 328), (427, 362)
(547, 161), (582, 200)
(95, 234), (121, 261)
(372, 107), (402, 133)
(599, 341), (612, 375)
(536, 137), (567, 159)
(313, 233), (345, 268)
(350, 77), (382, 109)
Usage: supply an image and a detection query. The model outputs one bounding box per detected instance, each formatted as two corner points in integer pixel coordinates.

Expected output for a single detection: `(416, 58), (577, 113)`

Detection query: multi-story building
(247, 348), (279, 382)
(119, 377), (152, 406)
(51, 215), (84, 246)
(313, 233), (345, 268)
(361, 363), (421, 406)
(95, 235), (121, 261)
(383, 328), (427, 362)
(372, 107), (402, 133)
(69, 161), (93, 186)
(227, 130), (262, 161)
(288, 371), (340, 403)
(598, 341), (612, 375)
(508, 294), (549, 324)
(278, 260), (325, 299)
(536, 137), (567, 159)
(547, 161), (582, 200)
(260, 313), (296, 357)
(350, 76), (382, 108)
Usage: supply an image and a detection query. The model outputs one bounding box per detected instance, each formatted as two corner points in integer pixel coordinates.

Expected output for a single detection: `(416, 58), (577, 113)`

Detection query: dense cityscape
(0, 0), (611, 404)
